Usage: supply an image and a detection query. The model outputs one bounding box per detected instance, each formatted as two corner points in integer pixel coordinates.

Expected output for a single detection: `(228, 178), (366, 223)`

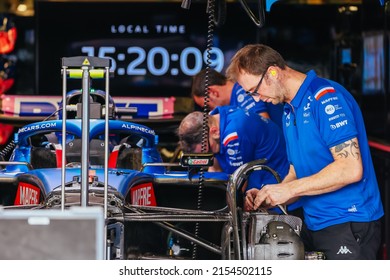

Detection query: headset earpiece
(270, 70), (276, 76)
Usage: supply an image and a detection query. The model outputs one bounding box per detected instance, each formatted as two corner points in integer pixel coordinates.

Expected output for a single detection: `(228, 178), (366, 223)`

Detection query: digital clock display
(35, 1), (259, 97)
(76, 45), (224, 77)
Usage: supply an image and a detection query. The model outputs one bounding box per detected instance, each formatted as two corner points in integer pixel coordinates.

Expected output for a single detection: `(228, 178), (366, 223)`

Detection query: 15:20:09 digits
(81, 46), (224, 77)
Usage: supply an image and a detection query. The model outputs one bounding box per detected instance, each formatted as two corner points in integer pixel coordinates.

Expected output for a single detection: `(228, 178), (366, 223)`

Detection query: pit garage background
(0, 0), (389, 259)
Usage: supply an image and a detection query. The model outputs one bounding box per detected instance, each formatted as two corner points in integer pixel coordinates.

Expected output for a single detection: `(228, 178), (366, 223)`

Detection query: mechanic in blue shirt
(177, 107), (298, 213)
(226, 44), (384, 260)
(191, 69), (284, 123)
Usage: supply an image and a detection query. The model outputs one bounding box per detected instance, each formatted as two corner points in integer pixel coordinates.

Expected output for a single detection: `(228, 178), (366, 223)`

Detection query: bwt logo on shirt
(330, 120), (348, 130)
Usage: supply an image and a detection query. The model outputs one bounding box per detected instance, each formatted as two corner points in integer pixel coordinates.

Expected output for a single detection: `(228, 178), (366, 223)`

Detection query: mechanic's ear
(269, 67), (277, 78)
(208, 85), (220, 97)
(209, 125), (220, 139)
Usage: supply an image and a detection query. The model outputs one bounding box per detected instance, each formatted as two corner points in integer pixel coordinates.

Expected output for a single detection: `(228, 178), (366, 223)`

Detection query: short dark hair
(191, 68), (227, 98)
(177, 111), (208, 152)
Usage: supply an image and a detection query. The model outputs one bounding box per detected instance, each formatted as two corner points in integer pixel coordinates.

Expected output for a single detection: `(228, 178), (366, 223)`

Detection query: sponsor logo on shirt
(245, 103), (255, 111)
(227, 148), (235, 155)
(229, 161), (243, 167)
(223, 132), (238, 146)
(314, 86), (336, 100)
(328, 113), (345, 121)
(237, 94), (245, 103)
(304, 102), (311, 111)
(321, 96), (339, 104)
(330, 120), (348, 130)
(285, 112), (291, 127)
(325, 104), (335, 115)
(228, 154), (242, 160)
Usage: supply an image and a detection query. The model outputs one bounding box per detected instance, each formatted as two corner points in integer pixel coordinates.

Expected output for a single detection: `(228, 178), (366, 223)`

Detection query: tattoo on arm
(334, 139), (360, 159)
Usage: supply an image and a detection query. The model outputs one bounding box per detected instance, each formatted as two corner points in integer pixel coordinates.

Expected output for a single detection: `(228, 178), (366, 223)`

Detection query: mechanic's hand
(244, 188), (270, 211)
(252, 184), (290, 210)
(244, 189), (257, 211)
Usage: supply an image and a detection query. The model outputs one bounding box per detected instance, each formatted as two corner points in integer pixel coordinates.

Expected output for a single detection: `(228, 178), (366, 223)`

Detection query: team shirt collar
(290, 70), (317, 109)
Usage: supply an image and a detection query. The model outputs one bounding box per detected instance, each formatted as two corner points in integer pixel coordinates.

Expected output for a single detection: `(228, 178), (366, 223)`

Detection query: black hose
(238, 0), (266, 28)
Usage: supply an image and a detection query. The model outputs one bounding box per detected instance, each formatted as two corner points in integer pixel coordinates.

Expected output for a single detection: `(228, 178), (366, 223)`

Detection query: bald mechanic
(178, 107), (298, 212)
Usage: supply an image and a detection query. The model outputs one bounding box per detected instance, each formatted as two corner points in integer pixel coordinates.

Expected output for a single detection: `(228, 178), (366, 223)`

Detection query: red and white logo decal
(130, 182), (156, 206)
(14, 183), (41, 205)
(189, 159), (209, 165)
(223, 132), (238, 146)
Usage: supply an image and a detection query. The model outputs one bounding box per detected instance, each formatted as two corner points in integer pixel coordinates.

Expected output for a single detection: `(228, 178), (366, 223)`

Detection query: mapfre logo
(14, 183), (40, 205)
(130, 182), (156, 206)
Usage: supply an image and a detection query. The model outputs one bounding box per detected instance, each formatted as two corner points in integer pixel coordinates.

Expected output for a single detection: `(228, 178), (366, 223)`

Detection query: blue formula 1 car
(0, 56), (307, 260)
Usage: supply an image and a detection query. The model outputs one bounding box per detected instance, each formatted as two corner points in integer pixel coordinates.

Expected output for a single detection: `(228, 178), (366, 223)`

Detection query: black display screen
(35, 0), (259, 97)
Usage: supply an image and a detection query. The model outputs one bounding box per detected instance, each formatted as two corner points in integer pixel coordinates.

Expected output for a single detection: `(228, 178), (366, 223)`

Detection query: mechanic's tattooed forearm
(334, 139), (360, 159)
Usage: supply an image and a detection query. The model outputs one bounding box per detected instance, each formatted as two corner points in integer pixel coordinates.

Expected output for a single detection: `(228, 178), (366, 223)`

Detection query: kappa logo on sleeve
(222, 132), (238, 146)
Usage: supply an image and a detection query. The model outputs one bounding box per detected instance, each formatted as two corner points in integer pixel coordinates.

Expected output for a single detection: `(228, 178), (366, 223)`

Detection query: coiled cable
(0, 139), (16, 160)
(192, 0), (216, 260)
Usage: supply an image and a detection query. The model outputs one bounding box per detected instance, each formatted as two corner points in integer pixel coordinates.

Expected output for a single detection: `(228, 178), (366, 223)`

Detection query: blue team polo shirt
(230, 82), (268, 115)
(283, 70), (384, 230)
(230, 82), (283, 128)
(210, 106), (289, 191)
